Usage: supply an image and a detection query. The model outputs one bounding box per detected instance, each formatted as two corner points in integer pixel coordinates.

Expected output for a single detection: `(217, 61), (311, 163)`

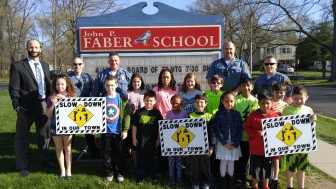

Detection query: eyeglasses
(264, 63), (276, 66)
(73, 63), (83, 66)
(211, 81), (222, 85)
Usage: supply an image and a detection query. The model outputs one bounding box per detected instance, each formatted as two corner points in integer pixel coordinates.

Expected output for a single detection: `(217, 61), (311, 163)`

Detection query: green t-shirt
(205, 90), (223, 115)
(282, 105), (314, 116)
(189, 111), (213, 122)
(234, 93), (259, 141)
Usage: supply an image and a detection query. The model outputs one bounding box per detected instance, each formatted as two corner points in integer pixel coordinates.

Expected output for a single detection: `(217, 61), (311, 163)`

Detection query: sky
(126, 0), (195, 14)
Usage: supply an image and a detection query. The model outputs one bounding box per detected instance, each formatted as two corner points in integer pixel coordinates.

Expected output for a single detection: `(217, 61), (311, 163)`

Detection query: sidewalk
(310, 138), (336, 178)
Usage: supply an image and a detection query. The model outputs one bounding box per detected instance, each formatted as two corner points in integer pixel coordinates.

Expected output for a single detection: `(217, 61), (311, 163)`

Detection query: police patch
(285, 80), (292, 86)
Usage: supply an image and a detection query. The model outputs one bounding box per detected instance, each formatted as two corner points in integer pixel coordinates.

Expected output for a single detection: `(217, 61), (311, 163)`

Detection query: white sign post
(55, 97), (107, 134)
(159, 118), (209, 156)
(262, 114), (317, 157)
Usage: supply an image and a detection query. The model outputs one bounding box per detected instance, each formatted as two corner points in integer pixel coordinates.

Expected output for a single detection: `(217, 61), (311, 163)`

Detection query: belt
(38, 98), (46, 102)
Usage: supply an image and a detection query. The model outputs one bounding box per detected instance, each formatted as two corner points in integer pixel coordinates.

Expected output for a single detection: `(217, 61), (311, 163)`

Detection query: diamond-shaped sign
(68, 104), (93, 127)
(276, 122), (302, 147)
(171, 125), (195, 148)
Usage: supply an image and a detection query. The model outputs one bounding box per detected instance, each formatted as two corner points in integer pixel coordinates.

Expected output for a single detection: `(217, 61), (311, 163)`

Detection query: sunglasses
(264, 63), (276, 66)
(73, 63), (83, 66)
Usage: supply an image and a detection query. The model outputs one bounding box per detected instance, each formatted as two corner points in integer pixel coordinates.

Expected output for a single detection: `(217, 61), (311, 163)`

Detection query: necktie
(34, 62), (44, 99)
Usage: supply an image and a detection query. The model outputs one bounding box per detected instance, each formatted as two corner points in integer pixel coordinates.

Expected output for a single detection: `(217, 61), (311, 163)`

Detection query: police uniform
(68, 71), (93, 97)
(253, 72), (292, 98)
(206, 57), (251, 91)
(92, 67), (131, 98)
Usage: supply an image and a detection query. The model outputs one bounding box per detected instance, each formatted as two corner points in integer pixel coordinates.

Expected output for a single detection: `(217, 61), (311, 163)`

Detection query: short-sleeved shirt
(126, 90), (145, 114)
(106, 93), (121, 134)
(153, 86), (180, 119)
(166, 109), (188, 120)
(253, 72), (292, 98)
(282, 105), (314, 116)
(205, 90), (223, 115)
(132, 107), (163, 152)
(178, 89), (202, 114)
(68, 71), (93, 97)
(272, 100), (288, 115)
(206, 57), (251, 91)
(234, 94), (259, 141)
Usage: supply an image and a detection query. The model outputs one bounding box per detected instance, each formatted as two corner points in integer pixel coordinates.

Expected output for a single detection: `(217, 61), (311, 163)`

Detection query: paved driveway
(305, 86), (336, 119)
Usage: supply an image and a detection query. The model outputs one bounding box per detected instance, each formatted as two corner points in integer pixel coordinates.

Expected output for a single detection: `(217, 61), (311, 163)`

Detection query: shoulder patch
(285, 80), (292, 86)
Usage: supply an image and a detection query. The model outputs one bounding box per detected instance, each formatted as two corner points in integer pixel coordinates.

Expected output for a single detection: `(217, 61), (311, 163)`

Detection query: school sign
(262, 114), (317, 157)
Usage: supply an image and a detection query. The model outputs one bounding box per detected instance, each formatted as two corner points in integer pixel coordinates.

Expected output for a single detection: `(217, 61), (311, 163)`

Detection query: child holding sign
(188, 93), (215, 189)
(214, 92), (243, 188)
(46, 74), (76, 180)
(244, 92), (279, 189)
(283, 85), (316, 189)
(166, 94), (188, 187)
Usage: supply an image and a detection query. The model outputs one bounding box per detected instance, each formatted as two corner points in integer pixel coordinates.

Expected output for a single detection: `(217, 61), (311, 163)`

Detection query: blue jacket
(213, 108), (243, 148)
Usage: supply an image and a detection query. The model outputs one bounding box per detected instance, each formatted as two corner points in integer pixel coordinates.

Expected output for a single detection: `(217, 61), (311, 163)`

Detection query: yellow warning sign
(68, 104), (94, 127)
(276, 122), (302, 147)
(171, 125), (195, 148)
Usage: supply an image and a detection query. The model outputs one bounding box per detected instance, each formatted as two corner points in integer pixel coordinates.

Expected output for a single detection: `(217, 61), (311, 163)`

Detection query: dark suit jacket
(9, 58), (51, 114)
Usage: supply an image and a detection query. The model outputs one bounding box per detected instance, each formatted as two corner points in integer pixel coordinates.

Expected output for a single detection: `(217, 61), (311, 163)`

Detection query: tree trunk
(330, 0), (336, 82)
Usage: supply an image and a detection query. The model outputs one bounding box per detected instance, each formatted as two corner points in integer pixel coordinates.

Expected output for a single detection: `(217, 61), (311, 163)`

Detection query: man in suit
(9, 39), (53, 177)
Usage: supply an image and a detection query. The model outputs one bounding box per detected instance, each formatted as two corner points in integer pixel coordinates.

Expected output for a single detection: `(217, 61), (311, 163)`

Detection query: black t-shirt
(131, 107), (163, 152)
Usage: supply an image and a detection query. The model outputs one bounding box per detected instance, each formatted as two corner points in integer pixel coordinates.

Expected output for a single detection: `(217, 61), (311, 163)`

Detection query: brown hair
(50, 74), (76, 97)
(181, 73), (201, 92)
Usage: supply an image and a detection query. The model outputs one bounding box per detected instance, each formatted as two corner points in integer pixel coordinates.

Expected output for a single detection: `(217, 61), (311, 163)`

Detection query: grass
(316, 115), (336, 145)
(1, 89), (336, 188)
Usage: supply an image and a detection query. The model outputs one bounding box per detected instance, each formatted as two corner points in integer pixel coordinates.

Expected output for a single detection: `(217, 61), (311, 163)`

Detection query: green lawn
(1, 89), (336, 188)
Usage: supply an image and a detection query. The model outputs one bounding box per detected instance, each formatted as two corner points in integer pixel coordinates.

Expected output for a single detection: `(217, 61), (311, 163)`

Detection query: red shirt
(244, 109), (279, 156)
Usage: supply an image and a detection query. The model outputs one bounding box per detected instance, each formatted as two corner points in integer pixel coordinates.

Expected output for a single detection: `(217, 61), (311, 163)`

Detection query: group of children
(46, 68), (316, 189)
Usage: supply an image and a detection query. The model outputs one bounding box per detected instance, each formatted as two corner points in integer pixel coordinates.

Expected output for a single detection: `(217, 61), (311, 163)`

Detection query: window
(266, 47), (276, 54)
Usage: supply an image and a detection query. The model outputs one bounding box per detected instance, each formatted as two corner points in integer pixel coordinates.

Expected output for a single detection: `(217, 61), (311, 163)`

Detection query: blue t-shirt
(178, 89), (202, 114)
(105, 93), (121, 134)
(206, 57), (251, 91)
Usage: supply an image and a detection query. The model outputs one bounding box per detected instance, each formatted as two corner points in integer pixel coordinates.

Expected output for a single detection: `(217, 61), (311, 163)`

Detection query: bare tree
(250, 0), (335, 81)
(36, 0), (124, 71)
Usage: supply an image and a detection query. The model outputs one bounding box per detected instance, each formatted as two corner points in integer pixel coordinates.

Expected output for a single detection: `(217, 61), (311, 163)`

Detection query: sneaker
(20, 169), (30, 177)
(116, 175), (124, 183)
(105, 175), (113, 182)
(270, 179), (280, 189)
(192, 185), (200, 189)
(136, 179), (144, 184)
(202, 183), (210, 189)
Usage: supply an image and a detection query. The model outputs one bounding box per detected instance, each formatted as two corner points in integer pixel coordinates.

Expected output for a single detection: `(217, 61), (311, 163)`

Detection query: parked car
(277, 65), (294, 74)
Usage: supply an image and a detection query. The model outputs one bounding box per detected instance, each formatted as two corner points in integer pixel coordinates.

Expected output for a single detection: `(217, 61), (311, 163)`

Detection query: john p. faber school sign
(78, 26), (221, 52)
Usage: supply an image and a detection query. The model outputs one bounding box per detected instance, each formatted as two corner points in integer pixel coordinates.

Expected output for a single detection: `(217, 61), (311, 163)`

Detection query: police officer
(206, 41), (251, 95)
(92, 52), (131, 98)
(253, 55), (293, 104)
(68, 57), (100, 158)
